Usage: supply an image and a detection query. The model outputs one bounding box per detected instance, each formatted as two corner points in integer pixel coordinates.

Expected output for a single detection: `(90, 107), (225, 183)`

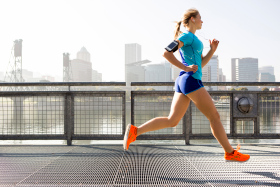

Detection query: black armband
(165, 40), (179, 52)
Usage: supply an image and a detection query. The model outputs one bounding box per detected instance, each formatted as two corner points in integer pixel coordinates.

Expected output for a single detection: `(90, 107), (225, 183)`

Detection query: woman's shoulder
(177, 31), (194, 45)
(178, 31), (193, 39)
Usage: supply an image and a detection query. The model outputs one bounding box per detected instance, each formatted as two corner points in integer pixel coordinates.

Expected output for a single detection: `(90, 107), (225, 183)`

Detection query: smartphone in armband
(165, 40), (179, 52)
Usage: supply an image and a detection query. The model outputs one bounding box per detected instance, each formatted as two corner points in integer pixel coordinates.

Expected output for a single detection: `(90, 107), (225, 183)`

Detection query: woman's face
(194, 13), (203, 30)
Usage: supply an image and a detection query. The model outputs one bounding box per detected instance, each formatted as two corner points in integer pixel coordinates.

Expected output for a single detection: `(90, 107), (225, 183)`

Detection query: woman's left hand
(209, 39), (219, 52)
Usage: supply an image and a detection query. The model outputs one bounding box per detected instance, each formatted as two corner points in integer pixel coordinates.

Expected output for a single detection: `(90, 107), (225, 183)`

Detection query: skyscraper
(202, 55), (219, 90)
(218, 68), (226, 82)
(218, 68), (226, 90)
(125, 43), (149, 84)
(231, 58), (258, 82)
(202, 66), (211, 82)
(71, 47), (92, 82)
(77, 46), (90, 62)
(125, 43), (141, 65)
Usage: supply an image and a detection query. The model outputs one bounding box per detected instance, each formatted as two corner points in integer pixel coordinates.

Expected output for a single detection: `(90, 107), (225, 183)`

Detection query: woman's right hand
(185, 65), (198, 73)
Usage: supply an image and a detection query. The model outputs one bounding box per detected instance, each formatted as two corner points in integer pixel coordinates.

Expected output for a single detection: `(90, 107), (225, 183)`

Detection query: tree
(220, 96), (229, 100)
(229, 88), (235, 91)
(147, 88), (155, 91)
(236, 87), (248, 91)
(262, 87), (269, 91)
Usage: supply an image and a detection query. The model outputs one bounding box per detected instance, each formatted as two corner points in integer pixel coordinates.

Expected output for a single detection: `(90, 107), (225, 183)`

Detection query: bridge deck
(0, 144), (279, 186)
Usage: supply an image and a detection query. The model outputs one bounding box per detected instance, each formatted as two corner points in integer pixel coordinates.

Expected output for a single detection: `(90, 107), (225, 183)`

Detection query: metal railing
(0, 82), (126, 145)
(0, 82), (280, 145)
(131, 82), (280, 144)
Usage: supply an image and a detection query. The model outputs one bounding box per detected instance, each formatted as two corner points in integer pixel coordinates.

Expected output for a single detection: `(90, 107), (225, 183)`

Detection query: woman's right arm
(163, 40), (198, 73)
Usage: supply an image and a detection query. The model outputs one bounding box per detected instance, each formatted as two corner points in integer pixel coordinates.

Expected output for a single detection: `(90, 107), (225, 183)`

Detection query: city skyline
(0, 42), (276, 84)
(0, 0), (279, 82)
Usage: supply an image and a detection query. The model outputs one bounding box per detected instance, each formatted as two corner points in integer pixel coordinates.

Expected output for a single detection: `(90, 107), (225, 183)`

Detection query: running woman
(124, 8), (250, 162)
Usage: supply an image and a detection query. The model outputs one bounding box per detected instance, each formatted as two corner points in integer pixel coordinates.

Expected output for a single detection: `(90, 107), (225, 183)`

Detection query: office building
(92, 70), (102, 82)
(125, 43), (141, 65)
(259, 66), (275, 82)
(77, 46), (90, 62)
(231, 58), (258, 82)
(145, 62), (172, 90)
(71, 47), (92, 82)
(145, 62), (172, 82)
(259, 66), (274, 76)
(259, 73), (275, 82)
(218, 68), (226, 90)
(202, 66), (211, 82)
(171, 65), (181, 81)
(202, 55), (219, 90)
(219, 68), (226, 82)
(125, 43), (149, 84)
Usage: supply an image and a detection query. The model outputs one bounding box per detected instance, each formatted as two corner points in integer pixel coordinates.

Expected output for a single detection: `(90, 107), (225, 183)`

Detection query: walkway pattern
(0, 144), (280, 186)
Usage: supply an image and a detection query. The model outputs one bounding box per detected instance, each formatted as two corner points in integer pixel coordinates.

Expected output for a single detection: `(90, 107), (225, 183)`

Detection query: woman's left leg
(136, 92), (190, 136)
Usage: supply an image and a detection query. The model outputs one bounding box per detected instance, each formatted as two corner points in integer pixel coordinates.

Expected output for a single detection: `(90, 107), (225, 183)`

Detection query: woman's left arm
(201, 39), (219, 68)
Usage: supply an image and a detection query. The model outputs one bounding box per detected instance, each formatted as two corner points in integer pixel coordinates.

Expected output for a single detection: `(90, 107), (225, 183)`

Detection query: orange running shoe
(224, 144), (250, 162)
(123, 124), (138, 150)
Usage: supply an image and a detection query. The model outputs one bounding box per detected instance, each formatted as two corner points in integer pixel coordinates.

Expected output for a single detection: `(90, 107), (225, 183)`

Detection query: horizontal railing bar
(1, 90), (279, 96)
(135, 135), (185, 140)
(190, 134), (280, 139)
(0, 82), (126, 87)
(1, 81), (279, 87)
(1, 134), (274, 141)
(0, 135), (66, 140)
(73, 135), (185, 140)
(131, 82), (280, 86)
(208, 91), (280, 94)
(72, 135), (123, 140)
(131, 91), (174, 95)
(0, 91), (126, 96)
(132, 90), (280, 95)
(131, 82), (174, 86)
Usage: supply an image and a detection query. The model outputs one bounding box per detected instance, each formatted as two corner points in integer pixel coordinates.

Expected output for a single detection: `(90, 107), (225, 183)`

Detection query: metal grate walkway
(0, 144), (280, 186)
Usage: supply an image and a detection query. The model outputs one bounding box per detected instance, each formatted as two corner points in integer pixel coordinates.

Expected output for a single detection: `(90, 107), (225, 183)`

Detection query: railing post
(65, 93), (74, 146)
(184, 102), (192, 145)
(230, 94), (234, 137)
(131, 91), (135, 126)
(256, 94), (260, 137)
(122, 92), (126, 136)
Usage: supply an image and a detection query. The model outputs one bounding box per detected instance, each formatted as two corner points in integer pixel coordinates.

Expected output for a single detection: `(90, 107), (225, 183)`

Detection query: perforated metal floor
(0, 144), (279, 186)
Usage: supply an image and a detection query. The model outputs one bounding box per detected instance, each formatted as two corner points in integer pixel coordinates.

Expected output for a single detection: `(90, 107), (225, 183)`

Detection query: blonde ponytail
(174, 21), (182, 40)
(174, 8), (199, 40)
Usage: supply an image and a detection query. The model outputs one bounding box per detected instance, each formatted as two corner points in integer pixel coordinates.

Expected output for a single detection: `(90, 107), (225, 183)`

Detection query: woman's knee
(209, 111), (220, 123)
(167, 116), (180, 127)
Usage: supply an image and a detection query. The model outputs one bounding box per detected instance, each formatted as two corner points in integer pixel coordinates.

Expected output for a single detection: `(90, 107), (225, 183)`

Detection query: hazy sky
(0, 0), (279, 81)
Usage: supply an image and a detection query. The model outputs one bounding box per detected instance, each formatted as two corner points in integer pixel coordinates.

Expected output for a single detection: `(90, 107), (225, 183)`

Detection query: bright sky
(0, 0), (279, 82)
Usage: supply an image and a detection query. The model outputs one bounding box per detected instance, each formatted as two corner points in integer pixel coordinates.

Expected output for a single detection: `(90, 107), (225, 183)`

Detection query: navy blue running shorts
(175, 73), (204, 95)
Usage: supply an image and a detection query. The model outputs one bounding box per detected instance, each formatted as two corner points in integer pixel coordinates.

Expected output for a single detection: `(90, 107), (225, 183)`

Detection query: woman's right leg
(187, 87), (234, 153)
(136, 92), (190, 136)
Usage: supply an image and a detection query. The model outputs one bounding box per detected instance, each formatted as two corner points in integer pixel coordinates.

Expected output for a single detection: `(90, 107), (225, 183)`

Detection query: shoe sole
(123, 124), (131, 150)
(225, 158), (250, 162)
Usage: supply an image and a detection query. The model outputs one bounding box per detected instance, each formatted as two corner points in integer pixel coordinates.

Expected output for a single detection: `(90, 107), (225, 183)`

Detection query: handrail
(0, 82), (126, 87)
(131, 82), (280, 86)
(0, 81), (278, 87)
